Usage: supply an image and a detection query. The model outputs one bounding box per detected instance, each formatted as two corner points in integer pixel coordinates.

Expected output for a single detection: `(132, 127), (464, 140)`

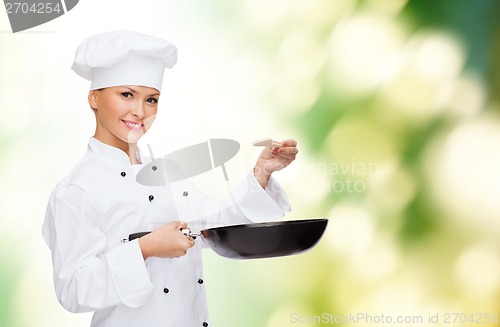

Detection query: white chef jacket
(42, 137), (291, 327)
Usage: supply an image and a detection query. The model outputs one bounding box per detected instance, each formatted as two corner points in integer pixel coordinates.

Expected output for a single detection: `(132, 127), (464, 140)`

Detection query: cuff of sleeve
(105, 239), (154, 308)
(232, 173), (291, 223)
(264, 175), (292, 212)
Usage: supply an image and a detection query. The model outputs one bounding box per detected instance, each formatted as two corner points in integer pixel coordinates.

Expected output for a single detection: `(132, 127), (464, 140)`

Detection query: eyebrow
(124, 86), (160, 97)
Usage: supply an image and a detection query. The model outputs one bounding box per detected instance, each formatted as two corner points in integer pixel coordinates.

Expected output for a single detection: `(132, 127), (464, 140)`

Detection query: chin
(124, 132), (146, 144)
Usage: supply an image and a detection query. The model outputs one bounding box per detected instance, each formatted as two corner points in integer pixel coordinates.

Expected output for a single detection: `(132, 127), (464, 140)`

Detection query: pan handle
(180, 228), (200, 240)
(128, 231), (151, 241)
(128, 229), (199, 241)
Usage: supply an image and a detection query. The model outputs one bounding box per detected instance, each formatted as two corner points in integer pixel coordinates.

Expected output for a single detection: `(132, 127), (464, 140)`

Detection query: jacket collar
(88, 137), (142, 168)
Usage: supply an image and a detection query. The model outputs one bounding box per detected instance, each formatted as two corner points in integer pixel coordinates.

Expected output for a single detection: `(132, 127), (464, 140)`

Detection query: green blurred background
(1, 0), (499, 326)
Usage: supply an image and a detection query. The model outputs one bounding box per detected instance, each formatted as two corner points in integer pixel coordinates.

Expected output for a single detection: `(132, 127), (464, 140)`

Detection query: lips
(121, 120), (144, 130)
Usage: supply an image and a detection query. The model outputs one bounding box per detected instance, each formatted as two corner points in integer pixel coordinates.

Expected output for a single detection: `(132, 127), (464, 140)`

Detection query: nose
(130, 101), (145, 120)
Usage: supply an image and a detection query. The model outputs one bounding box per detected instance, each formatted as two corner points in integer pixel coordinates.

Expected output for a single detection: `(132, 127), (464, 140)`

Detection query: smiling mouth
(122, 120), (144, 130)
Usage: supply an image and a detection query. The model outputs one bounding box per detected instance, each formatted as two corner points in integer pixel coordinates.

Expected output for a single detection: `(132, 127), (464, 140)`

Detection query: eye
(121, 92), (133, 98)
(147, 97), (159, 104)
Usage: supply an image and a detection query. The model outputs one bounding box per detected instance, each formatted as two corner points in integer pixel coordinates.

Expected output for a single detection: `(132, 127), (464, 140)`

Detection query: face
(88, 85), (160, 149)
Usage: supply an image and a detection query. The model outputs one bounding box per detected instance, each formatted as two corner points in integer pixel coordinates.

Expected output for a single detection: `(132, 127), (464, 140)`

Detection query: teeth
(124, 121), (142, 129)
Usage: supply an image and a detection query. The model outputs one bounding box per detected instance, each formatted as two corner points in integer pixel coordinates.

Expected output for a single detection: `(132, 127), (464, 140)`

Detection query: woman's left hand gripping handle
(134, 221), (195, 259)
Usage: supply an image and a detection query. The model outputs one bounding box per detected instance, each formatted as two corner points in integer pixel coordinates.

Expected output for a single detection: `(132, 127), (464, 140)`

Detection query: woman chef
(42, 30), (298, 327)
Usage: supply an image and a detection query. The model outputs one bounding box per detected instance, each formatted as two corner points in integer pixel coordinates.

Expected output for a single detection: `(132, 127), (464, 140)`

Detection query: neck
(93, 132), (141, 164)
(125, 143), (141, 164)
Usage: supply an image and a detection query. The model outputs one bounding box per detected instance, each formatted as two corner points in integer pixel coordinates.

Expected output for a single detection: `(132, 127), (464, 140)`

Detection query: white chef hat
(71, 30), (177, 91)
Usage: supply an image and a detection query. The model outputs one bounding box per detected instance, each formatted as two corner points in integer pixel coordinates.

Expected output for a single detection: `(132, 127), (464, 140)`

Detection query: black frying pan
(129, 219), (328, 259)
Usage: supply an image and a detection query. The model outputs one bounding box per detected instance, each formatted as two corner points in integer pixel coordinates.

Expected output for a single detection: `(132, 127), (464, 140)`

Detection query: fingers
(280, 139), (297, 147)
(146, 221), (196, 258)
(259, 145), (275, 159)
(276, 146), (298, 156)
(183, 233), (196, 248)
(175, 221), (195, 245)
(272, 144), (298, 161)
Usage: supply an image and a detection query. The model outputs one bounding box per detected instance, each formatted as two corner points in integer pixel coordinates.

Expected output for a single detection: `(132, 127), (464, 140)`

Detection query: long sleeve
(229, 172), (291, 223)
(42, 184), (154, 313)
(175, 172), (291, 232)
